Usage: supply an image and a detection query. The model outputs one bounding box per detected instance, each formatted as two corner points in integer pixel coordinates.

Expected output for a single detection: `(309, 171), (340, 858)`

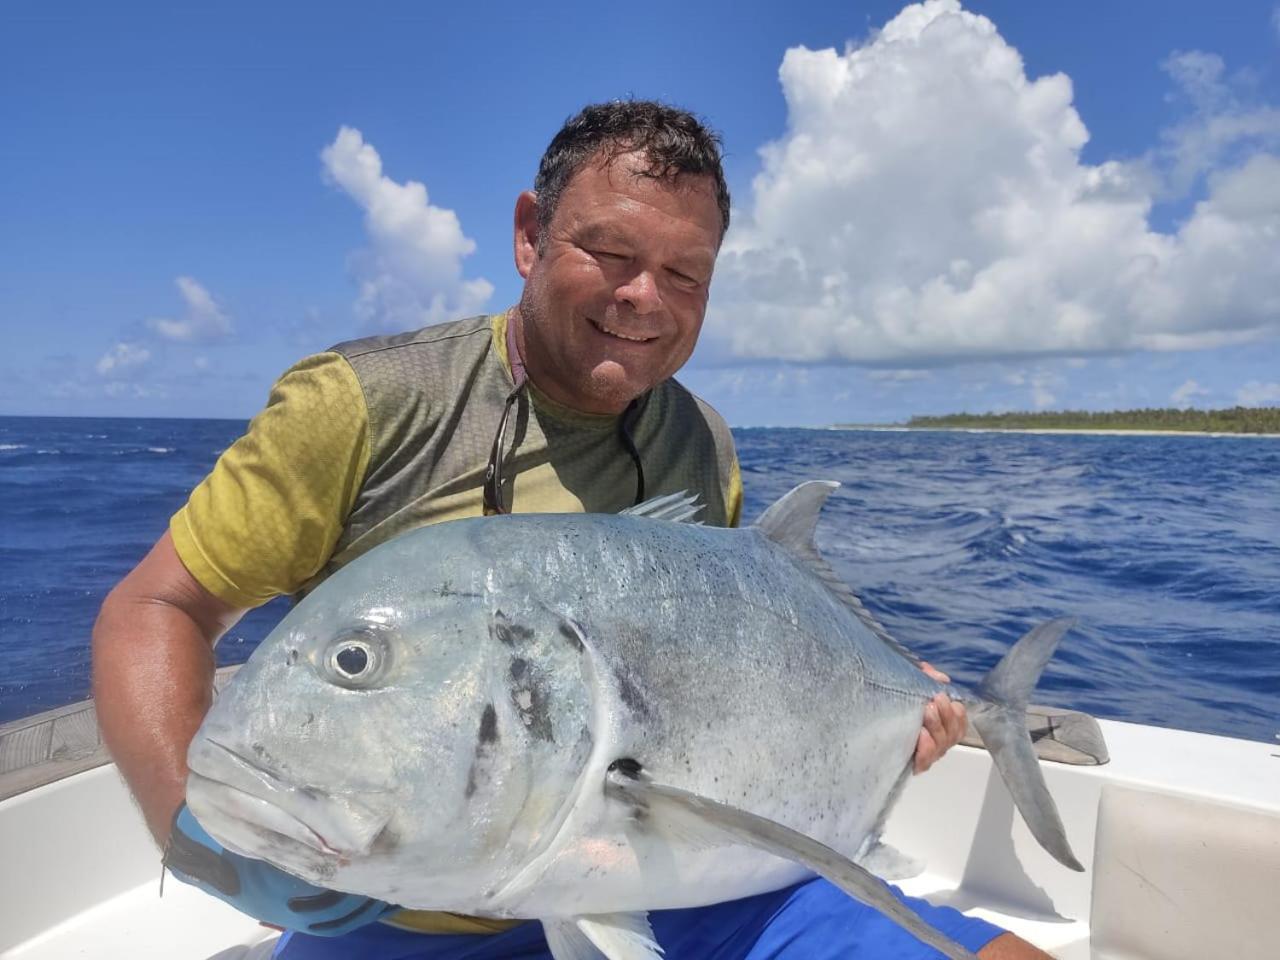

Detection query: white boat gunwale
(2, 682), (1277, 959)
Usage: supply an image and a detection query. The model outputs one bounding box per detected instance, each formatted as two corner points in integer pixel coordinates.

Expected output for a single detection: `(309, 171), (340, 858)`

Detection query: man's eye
(590, 249), (626, 261)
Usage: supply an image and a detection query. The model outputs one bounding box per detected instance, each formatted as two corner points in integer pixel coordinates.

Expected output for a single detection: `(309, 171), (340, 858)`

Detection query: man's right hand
(165, 804), (394, 936)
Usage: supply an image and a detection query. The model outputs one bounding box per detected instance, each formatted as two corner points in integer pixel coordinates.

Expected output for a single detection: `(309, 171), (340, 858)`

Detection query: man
(93, 101), (1042, 959)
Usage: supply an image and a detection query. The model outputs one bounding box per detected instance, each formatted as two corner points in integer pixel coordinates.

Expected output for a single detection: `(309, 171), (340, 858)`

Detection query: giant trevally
(185, 482), (1081, 960)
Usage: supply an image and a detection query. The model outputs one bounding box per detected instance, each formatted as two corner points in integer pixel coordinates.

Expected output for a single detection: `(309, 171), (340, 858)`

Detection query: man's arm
(93, 531), (397, 934)
(93, 353), (371, 843)
(92, 530), (243, 844)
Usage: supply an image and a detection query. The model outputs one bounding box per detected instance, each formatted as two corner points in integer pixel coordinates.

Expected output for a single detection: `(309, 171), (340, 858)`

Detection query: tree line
(902, 407), (1280, 434)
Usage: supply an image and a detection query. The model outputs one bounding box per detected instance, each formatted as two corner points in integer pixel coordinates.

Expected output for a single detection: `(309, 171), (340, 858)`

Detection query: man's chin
(580, 362), (657, 413)
(531, 357), (667, 415)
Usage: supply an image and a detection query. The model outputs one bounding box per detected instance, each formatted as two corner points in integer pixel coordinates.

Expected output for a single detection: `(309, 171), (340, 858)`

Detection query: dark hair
(533, 100), (731, 242)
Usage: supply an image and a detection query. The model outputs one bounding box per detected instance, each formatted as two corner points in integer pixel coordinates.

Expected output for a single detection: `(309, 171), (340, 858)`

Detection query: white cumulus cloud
(1157, 50), (1280, 196)
(1170, 379), (1209, 407)
(705, 0), (1280, 368)
(868, 368), (932, 382)
(147, 276), (233, 342)
(322, 127), (493, 332)
(96, 341), (152, 377)
(1236, 380), (1280, 406)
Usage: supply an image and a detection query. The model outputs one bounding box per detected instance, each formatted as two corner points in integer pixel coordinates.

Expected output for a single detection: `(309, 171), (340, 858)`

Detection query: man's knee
(977, 931), (1055, 960)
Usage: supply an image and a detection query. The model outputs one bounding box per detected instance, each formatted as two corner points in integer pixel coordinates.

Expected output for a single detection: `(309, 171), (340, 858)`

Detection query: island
(836, 407), (1280, 435)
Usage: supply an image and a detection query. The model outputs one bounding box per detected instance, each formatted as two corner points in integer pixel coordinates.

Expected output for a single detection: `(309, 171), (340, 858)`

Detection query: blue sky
(3, 0), (1279, 424)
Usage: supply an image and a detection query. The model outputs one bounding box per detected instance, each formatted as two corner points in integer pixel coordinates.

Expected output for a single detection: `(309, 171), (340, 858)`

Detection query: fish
(186, 481), (1082, 960)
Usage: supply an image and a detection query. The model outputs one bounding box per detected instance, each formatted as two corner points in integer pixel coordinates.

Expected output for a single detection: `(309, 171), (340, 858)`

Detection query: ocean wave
(3, 421), (1277, 742)
(108, 446), (176, 456)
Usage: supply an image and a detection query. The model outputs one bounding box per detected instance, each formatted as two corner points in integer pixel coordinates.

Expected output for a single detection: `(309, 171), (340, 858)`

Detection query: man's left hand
(913, 662), (967, 774)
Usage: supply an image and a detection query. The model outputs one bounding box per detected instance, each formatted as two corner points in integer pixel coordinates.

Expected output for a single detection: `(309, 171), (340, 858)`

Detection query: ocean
(1, 416), (1277, 742)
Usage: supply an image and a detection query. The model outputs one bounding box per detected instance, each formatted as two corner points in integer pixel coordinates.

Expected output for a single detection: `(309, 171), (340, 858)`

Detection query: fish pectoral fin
(857, 839), (924, 881)
(543, 919), (605, 960)
(543, 912), (663, 960)
(605, 766), (980, 960)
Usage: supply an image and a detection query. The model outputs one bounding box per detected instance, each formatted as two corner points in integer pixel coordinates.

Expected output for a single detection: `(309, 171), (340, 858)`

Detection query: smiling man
(513, 139), (720, 417)
(93, 101), (1012, 959)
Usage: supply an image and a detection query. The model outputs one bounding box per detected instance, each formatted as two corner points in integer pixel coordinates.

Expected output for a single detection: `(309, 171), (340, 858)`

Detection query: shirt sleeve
(725, 455), (744, 529)
(169, 352), (371, 608)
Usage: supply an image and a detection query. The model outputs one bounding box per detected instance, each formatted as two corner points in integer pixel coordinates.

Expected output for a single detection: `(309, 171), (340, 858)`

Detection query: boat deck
(2, 718), (1277, 959)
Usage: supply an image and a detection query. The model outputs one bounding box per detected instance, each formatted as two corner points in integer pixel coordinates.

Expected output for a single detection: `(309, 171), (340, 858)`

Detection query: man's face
(513, 150), (722, 415)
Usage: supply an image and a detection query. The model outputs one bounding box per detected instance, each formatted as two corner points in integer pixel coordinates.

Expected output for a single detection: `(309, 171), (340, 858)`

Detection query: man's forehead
(576, 148), (716, 199)
(556, 150), (721, 242)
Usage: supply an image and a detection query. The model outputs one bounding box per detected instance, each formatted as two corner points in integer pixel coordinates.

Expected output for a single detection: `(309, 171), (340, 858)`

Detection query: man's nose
(615, 268), (662, 314)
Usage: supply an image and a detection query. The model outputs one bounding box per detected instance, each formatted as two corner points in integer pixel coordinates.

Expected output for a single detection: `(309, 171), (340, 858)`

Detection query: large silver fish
(186, 482), (1080, 960)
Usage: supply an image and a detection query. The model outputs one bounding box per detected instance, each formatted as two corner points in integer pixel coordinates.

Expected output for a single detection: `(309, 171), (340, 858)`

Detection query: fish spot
(614, 669), (651, 720)
(504, 665), (555, 747)
(286, 648), (299, 666)
(508, 671), (554, 743)
(490, 611), (535, 647)
(438, 579), (481, 599)
(557, 619), (586, 653)
(478, 703), (499, 744)
(468, 705), (501, 798)
(608, 757), (643, 778)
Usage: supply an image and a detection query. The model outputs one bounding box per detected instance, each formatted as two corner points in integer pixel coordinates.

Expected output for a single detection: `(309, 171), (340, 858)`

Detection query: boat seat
(1089, 783), (1280, 960)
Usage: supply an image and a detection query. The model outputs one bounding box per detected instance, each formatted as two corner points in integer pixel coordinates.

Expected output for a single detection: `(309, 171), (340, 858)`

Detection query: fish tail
(965, 618), (1084, 871)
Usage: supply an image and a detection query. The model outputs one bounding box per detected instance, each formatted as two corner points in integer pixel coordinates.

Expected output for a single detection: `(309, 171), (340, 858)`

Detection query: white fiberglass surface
(0, 766), (274, 959)
(3, 719), (1276, 959)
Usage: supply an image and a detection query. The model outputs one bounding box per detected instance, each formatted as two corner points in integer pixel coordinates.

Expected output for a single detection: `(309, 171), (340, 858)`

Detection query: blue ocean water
(2, 416), (1277, 742)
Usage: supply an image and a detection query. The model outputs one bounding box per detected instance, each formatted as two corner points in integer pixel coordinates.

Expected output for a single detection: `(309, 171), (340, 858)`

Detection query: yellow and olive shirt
(170, 311), (742, 933)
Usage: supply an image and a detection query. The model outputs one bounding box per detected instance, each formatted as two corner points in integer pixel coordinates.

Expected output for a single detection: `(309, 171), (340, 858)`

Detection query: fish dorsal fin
(755, 481), (922, 667)
(620, 491), (703, 524)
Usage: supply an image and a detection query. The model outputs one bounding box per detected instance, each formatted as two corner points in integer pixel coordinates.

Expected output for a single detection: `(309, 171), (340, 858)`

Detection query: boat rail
(0, 665), (242, 802)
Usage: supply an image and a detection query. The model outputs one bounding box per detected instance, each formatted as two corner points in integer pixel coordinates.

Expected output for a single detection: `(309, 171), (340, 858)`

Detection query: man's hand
(913, 662), (967, 774)
(165, 805), (395, 936)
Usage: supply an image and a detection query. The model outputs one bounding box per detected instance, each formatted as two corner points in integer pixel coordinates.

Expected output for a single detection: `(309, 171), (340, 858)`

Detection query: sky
(2, 0), (1279, 425)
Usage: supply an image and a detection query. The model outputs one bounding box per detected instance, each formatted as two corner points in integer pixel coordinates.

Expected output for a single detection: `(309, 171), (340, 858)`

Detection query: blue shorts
(273, 878), (1004, 959)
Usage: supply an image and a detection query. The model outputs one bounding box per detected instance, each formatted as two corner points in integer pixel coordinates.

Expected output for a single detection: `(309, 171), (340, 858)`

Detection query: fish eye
(322, 627), (393, 690)
(333, 642), (371, 677)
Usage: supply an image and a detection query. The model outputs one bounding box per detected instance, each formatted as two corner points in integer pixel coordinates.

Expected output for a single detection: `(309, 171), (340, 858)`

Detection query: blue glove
(163, 803), (395, 936)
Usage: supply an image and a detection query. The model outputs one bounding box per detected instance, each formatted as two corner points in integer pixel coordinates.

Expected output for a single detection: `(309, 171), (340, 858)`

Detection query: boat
(2, 669), (1276, 959)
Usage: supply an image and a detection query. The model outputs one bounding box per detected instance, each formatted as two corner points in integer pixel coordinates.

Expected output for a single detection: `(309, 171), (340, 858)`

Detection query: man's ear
(513, 191), (540, 279)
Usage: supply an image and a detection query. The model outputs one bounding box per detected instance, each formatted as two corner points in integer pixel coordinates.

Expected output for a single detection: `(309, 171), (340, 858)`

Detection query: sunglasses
(482, 381), (647, 515)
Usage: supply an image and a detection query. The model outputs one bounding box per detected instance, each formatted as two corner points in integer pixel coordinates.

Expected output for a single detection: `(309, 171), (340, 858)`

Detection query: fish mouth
(187, 738), (392, 867)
